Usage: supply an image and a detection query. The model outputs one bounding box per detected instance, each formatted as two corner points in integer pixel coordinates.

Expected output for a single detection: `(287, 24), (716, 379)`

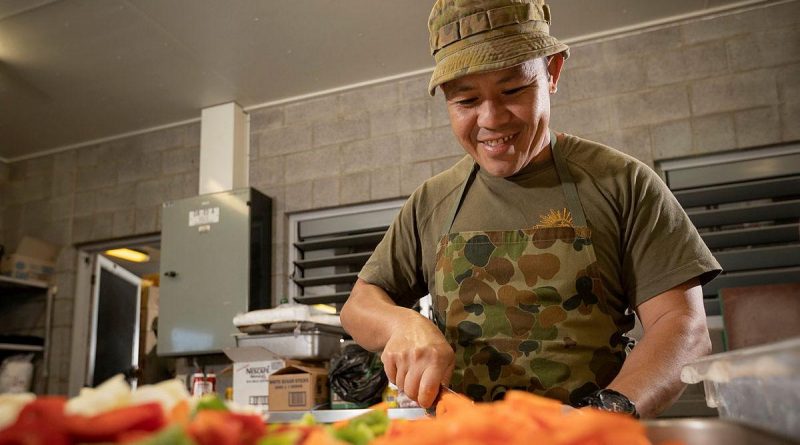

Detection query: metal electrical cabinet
(158, 188), (272, 355)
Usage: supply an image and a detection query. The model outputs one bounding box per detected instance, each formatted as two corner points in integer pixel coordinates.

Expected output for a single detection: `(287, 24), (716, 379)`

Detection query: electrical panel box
(158, 188), (271, 355)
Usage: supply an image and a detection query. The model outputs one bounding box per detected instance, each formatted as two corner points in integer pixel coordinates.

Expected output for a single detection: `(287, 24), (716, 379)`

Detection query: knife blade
(424, 385), (460, 416)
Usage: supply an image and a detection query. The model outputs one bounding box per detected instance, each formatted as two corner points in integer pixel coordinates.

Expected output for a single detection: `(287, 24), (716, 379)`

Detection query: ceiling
(0, 0), (764, 161)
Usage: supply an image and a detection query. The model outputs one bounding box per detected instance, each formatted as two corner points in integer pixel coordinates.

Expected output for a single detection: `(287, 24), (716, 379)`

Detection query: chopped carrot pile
(374, 391), (655, 445)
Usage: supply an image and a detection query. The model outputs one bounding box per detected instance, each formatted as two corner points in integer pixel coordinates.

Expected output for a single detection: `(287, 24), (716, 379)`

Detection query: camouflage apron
(432, 131), (627, 405)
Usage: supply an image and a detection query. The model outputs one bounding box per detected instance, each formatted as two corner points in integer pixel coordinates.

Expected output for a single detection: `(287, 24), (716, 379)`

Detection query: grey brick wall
(0, 123), (200, 394)
(566, 1), (800, 160)
(1, 1), (797, 395)
(248, 0), (800, 311)
(248, 76), (458, 301)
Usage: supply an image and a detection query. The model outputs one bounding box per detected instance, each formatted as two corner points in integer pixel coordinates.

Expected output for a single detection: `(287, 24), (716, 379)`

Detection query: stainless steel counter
(266, 408), (426, 424)
(265, 410), (799, 444)
(645, 419), (799, 445)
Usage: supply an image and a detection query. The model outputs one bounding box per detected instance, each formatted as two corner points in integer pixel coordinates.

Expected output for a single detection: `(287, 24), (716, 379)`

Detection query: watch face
(577, 389), (638, 417)
(602, 390), (637, 415)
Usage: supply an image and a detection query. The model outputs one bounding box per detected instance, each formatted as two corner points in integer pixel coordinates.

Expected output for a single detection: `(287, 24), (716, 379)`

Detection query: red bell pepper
(64, 402), (165, 442)
(187, 410), (265, 445)
(0, 397), (69, 445)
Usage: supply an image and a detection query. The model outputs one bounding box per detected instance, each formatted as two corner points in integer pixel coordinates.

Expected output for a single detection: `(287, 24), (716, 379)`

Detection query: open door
(87, 255), (142, 388)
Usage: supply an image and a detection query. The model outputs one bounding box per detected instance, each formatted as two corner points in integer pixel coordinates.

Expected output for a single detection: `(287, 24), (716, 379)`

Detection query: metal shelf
(687, 199), (800, 228)
(701, 223), (799, 250)
(703, 266), (800, 297)
(675, 176), (800, 208)
(294, 292), (351, 305)
(0, 342), (44, 352)
(0, 275), (54, 394)
(294, 232), (385, 252)
(293, 272), (359, 288)
(715, 244), (800, 272)
(293, 252), (372, 270)
(0, 275), (49, 291)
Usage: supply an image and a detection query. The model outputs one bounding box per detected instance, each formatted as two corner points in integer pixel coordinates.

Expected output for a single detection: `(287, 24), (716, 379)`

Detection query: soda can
(191, 372), (210, 396)
(205, 372), (217, 393)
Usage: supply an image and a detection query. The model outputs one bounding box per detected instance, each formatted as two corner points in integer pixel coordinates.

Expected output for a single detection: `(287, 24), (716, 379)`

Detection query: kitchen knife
(425, 385), (462, 416)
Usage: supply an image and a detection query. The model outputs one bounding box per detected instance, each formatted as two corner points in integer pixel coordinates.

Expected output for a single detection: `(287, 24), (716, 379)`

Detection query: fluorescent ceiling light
(105, 248), (150, 263)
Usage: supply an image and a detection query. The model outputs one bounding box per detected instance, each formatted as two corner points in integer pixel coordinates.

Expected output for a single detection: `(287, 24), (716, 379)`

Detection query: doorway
(68, 235), (164, 396)
(88, 255), (141, 387)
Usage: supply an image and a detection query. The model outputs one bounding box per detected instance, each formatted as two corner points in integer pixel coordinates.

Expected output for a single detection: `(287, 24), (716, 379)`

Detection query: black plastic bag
(329, 344), (388, 405)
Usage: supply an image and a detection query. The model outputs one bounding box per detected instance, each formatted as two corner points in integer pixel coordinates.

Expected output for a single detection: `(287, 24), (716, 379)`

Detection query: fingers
(381, 351), (397, 385)
(382, 349), (441, 406)
(379, 317), (455, 406)
(402, 364), (424, 403)
(420, 349), (456, 408)
(441, 360), (455, 386)
(417, 367), (444, 408)
(410, 347), (456, 408)
(395, 361), (408, 394)
(382, 350), (410, 394)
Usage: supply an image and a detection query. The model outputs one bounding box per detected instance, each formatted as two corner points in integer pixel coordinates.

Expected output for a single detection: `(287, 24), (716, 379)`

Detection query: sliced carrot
(370, 390), (655, 445)
(169, 399), (190, 425)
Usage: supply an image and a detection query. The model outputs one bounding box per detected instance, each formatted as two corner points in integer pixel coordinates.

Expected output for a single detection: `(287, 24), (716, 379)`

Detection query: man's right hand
(381, 313), (455, 409)
(340, 279), (456, 409)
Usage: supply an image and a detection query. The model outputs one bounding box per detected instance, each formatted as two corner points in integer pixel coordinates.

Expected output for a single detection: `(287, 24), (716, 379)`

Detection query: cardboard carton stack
(0, 237), (59, 283)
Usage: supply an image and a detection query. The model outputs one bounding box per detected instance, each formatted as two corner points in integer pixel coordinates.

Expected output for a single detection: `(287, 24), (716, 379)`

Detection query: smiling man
(340, 0), (721, 418)
(442, 58), (557, 178)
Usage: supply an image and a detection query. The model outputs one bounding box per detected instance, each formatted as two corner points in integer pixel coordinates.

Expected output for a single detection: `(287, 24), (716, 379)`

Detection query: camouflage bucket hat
(428, 0), (569, 95)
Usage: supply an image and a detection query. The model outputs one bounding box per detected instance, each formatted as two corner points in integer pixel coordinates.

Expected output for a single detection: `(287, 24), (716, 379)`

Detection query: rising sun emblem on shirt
(535, 208), (574, 228)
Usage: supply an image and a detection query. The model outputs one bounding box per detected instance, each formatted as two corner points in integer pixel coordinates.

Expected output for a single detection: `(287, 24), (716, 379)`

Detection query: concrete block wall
(0, 123), (200, 394)
(553, 1), (800, 166)
(0, 1), (797, 395)
(248, 77), (465, 301)
(249, 1), (800, 303)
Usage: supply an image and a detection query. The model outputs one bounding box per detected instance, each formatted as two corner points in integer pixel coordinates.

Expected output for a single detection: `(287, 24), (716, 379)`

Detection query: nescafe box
(268, 364), (329, 411)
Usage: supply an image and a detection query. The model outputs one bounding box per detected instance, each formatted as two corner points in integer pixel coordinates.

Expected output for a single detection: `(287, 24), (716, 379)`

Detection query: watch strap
(576, 389), (639, 418)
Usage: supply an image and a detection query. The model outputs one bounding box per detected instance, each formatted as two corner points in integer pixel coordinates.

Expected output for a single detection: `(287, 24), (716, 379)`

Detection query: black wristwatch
(576, 389), (639, 418)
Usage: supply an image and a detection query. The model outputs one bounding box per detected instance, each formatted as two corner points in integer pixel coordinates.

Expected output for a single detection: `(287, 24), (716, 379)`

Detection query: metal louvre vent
(658, 143), (800, 315)
(289, 201), (405, 307)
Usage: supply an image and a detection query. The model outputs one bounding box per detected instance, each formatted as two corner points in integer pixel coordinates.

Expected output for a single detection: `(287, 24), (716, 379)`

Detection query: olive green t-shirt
(359, 133), (721, 314)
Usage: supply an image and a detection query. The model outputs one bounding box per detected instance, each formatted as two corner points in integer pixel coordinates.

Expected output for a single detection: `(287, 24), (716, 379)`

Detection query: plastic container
(0, 354), (34, 393)
(681, 337), (800, 440)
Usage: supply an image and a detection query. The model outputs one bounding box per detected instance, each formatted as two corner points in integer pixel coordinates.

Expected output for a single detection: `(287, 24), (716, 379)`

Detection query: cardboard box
(223, 347), (287, 412)
(269, 364), (329, 411)
(0, 237), (59, 282)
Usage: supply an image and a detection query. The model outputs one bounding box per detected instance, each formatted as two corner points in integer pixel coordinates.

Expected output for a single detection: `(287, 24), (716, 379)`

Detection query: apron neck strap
(442, 162), (479, 237)
(440, 130), (588, 237)
(549, 130), (588, 228)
